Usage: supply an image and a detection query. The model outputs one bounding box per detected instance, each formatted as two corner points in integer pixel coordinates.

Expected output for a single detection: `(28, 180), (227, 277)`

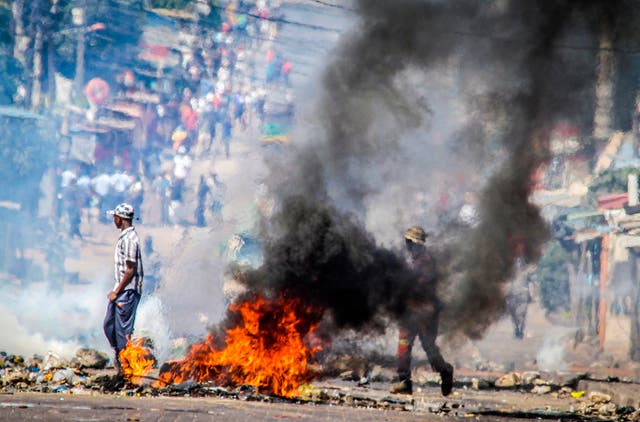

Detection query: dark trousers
(103, 289), (141, 353)
(397, 308), (450, 381)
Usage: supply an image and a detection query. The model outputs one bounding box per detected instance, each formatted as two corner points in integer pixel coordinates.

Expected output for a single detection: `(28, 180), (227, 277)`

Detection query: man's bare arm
(107, 261), (136, 302)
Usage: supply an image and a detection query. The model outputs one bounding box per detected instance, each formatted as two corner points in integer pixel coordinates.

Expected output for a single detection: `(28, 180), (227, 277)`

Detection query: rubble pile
(2, 348), (640, 419)
(0, 349), (110, 394)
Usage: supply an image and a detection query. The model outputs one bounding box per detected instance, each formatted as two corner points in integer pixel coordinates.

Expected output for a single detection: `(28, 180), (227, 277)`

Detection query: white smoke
(134, 296), (173, 363)
(0, 280), (110, 358)
(0, 307), (79, 358)
(536, 327), (574, 371)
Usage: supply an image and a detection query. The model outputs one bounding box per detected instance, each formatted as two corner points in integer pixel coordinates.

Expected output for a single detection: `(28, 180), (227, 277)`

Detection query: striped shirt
(113, 226), (144, 294)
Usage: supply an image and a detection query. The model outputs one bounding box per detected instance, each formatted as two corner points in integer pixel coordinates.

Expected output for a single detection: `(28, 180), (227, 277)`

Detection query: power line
(446, 28), (640, 55)
(301, 0), (356, 12)
(204, 3), (342, 34)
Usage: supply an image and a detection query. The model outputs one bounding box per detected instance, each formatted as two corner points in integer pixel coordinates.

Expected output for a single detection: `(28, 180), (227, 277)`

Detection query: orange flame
(119, 338), (156, 384)
(156, 294), (322, 397)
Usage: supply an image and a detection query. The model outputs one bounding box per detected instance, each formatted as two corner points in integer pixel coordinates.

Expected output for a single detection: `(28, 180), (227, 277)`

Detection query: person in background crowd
(76, 171), (92, 226)
(57, 165), (77, 225)
(281, 59), (293, 86)
(208, 172), (226, 227)
(172, 146), (192, 202)
(153, 171), (172, 226)
(506, 238), (537, 339)
(127, 177), (144, 218)
(233, 90), (247, 129)
(91, 168), (112, 223)
(143, 236), (160, 293)
(195, 175), (211, 227)
(65, 180), (83, 240)
(103, 203), (144, 375)
(221, 113), (233, 159)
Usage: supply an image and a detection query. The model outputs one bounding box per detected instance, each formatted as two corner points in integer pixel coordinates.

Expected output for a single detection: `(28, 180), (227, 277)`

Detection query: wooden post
(629, 174), (639, 206)
(587, 248), (598, 337)
(599, 233), (610, 350)
(631, 248), (640, 361)
(574, 243), (588, 343)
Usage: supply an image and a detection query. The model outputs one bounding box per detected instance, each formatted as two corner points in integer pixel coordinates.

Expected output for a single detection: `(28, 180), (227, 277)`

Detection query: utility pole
(31, 27), (43, 110)
(72, 5), (86, 95)
(47, 39), (56, 108)
(593, 22), (615, 141)
(30, 0), (54, 111)
(12, 0), (27, 66)
(46, 0), (61, 109)
(628, 175), (640, 361)
(630, 247), (640, 361)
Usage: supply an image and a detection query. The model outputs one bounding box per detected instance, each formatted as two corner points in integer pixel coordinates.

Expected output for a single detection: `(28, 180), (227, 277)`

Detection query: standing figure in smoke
(505, 239), (536, 339)
(103, 203), (144, 374)
(391, 226), (454, 396)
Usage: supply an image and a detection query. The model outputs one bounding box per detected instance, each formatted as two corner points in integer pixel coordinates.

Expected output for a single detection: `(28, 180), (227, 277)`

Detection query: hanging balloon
(84, 77), (110, 105)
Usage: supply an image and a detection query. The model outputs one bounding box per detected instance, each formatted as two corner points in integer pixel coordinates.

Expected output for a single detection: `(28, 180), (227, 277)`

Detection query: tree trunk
(31, 26), (43, 110)
(47, 41), (56, 108)
(12, 0), (27, 66)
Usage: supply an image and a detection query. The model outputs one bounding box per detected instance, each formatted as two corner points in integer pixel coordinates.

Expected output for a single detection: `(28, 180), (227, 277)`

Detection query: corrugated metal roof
(0, 106), (47, 120)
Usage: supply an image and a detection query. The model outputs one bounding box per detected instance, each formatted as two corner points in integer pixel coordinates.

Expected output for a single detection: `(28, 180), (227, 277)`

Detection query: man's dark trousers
(103, 289), (141, 353)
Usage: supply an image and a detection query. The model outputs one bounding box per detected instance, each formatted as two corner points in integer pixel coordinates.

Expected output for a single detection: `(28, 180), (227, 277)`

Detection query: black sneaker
(390, 379), (412, 395)
(440, 363), (454, 396)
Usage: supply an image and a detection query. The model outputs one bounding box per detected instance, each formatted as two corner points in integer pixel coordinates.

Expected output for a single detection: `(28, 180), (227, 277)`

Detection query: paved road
(0, 391), (437, 422)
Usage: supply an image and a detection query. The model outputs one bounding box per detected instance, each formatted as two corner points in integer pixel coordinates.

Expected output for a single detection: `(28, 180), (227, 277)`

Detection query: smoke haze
(4, 0), (640, 366)
(249, 0), (636, 341)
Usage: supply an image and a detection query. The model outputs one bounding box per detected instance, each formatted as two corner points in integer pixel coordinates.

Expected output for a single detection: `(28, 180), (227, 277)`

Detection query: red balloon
(84, 77), (110, 105)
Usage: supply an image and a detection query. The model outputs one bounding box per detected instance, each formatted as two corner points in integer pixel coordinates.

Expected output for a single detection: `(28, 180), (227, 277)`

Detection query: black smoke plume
(236, 0), (638, 340)
(239, 196), (425, 331)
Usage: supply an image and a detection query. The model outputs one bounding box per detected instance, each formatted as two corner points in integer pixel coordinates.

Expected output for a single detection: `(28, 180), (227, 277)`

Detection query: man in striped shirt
(103, 203), (144, 374)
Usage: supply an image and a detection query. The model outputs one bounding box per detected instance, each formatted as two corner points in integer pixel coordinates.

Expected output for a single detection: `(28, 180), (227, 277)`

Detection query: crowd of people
(55, 0), (292, 236)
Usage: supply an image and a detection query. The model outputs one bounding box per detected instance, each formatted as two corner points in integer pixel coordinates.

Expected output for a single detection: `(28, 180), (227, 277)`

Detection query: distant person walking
(195, 175), (211, 227)
(103, 203), (144, 374)
(506, 238), (536, 339)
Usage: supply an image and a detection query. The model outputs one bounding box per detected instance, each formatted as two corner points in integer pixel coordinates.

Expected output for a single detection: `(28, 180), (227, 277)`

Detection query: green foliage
(0, 3), (23, 104)
(0, 1), (13, 45)
(0, 116), (56, 209)
(536, 240), (571, 314)
(0, 49), (24, 105)
(147, 0), (191, 8)
(588, 166), (637, 198)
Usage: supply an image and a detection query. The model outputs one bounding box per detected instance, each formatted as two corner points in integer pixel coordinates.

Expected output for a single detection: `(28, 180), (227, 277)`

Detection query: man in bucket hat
(103, 203), (144, 375)
(390, 226), (454, 396)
